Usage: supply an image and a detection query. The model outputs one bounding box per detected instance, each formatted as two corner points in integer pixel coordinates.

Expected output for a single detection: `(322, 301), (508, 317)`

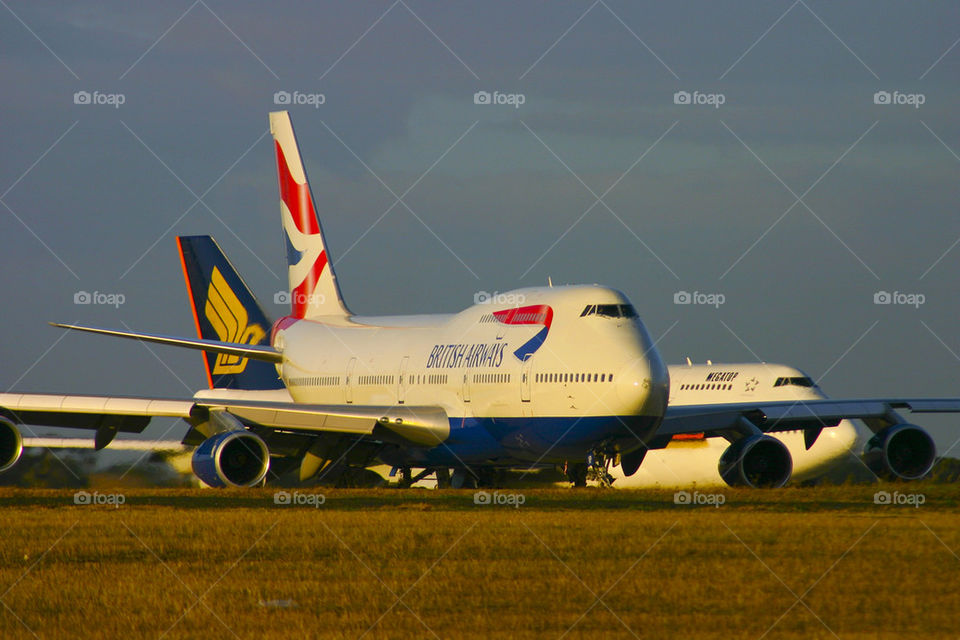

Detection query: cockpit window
(581, 304), (638, 318)
(774, 376), (815, 388)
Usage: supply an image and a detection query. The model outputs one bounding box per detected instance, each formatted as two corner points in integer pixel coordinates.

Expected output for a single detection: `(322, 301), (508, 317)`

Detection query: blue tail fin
(176, 235), (284, 390)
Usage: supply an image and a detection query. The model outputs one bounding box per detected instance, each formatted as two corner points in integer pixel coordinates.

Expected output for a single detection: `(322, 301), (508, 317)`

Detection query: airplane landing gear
(436, 467), (451, 488)
(396, 466), (445, 488)
(450, 468), (476, 489)
(564, 462), (588, 487)
(586, 450), (615, 488)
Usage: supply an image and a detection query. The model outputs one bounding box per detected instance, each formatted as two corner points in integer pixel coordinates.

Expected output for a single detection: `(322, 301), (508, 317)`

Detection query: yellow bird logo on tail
(204, 267), (266, 374)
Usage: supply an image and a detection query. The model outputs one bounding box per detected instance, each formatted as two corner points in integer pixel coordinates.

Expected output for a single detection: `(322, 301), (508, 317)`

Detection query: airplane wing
(652, 397), (960, 448)
(0, 392), (450, 485)
(605, 396), (960, 486)
(0, 392), (448, 448)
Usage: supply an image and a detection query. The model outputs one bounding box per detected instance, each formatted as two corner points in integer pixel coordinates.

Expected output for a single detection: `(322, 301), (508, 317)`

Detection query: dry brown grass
(1, 485), (958, 639)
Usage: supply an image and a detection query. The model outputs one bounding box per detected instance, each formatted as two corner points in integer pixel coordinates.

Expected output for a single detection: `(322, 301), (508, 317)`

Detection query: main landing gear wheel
(475, 467), (503, 488)
(450, 468), (477, 489)
(435, 467), (451, 488)
(565, 462), (588, 488)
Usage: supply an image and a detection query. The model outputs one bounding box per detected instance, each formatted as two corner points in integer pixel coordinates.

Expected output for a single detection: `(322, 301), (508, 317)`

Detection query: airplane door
(462, 371), (471, 403)
(398, 356), (409, 404)
(345, 357), (357, 404)
(520, 358), (532, 402)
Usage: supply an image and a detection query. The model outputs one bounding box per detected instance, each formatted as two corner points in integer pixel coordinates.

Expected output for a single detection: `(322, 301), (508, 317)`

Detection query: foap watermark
(874, 291), (925, 308)
(674, 490), (725, 507)
(474, 490), (525, 508)
(74, 490), (125, 508)
(73, 90), (125, 108)
(673, 90), (725, 108)
(473, 90), (526, 108)
(274, 290), (325, 306)
(74, 290), (125, 308)
(874, 490), (925, 508)
(474, 290), (526, 305)
(273, 490), (326, 508)
(274, 90), (325, 108)
(873, 90), (925, 109)
(674, 290), (725, 308)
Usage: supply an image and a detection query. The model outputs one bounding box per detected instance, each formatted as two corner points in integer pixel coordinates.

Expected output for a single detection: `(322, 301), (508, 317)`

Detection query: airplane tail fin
(176, 235), (284, 390)
(269, 110), (351, 320)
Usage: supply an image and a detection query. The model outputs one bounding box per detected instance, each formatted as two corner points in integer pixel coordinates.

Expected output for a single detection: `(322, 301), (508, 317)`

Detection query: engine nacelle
(192, 430), (270, 488)
(0, 418), (23, 473)
(718, 434), (793, 489)
(863, 423), (936, 481)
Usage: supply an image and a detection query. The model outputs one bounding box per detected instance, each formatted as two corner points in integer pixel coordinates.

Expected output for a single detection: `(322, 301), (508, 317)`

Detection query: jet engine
(863, 423), (936, 481)
(0, 418), (23, 472)
(192, 430), (270, 487)
(718, 434), (793, 488)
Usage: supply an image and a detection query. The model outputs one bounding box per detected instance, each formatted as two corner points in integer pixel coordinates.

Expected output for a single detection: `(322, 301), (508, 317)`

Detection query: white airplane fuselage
(271, 285), (670, 467)
(611, 362), (860, 487)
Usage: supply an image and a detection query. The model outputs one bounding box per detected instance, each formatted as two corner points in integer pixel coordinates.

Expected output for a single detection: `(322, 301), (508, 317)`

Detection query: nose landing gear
(565, 449), (615, 488)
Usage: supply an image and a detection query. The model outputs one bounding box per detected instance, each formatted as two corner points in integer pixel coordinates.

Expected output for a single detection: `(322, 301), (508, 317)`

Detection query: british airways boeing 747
(0, 112), (954, 489)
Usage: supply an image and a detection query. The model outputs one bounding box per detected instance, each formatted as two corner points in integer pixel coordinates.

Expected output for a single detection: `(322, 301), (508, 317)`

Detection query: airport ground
(1, 485), (958, 639)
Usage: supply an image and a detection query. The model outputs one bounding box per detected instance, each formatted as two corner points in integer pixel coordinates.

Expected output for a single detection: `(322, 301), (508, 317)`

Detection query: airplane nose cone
(616, 355), (669, 417)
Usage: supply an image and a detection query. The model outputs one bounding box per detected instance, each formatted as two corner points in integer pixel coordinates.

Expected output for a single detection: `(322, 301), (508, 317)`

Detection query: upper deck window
(580, 304), (638, 318)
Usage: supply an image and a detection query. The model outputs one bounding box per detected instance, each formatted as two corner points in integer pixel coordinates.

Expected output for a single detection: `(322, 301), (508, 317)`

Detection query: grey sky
(1, 1), (959, 451)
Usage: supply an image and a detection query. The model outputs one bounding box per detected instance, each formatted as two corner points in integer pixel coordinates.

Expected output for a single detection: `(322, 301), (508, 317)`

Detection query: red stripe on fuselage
(275, 140), (320, 235)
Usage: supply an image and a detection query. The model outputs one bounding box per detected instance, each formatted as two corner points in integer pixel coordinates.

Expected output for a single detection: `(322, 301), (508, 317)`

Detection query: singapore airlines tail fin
(269, 111), (350, 320)
(176, 235), (284, 390)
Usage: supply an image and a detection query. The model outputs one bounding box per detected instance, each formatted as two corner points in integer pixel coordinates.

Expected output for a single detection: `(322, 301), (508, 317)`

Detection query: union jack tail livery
(270, 110), (350, 319)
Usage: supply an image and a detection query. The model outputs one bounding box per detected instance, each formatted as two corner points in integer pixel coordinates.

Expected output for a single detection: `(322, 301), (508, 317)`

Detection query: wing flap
(198, 399), (450, 445)
(0, 392), (450, 448)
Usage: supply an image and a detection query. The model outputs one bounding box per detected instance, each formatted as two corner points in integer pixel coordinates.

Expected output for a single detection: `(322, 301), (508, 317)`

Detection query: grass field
(1, 484), (958, 639)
